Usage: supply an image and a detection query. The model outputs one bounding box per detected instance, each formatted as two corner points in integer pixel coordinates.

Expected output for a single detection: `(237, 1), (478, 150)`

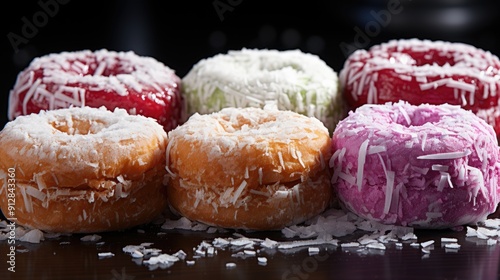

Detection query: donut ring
(339, 38), (500, 138)
(8, 49), (184, 132)
(182, 48), (345, 133)
(0, 107), (168, 233)
(331, 101), (500, 228)
(166, 106), (332, 230)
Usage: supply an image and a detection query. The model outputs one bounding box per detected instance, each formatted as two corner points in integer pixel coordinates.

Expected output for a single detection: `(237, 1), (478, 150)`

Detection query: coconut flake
(356, 139), (370, 191)
(417, 150), (471, 160)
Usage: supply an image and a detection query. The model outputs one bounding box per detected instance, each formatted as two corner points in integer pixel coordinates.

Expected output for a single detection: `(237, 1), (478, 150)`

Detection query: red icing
(9, 50), (184, 132)
(340, 39), (500, 138)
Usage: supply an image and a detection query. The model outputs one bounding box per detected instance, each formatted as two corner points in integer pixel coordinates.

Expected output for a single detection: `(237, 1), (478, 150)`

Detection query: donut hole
(399, 49), (456, 67)
(220, 114), (278, 132)
(51, 118), (107, 135)
(70, 58), (135, 77)
(395, 107), (441, 127)
(261, 61), (304, 72)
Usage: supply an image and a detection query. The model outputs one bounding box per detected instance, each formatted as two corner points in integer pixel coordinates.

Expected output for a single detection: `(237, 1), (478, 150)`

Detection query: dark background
(2, 0), (500, 130)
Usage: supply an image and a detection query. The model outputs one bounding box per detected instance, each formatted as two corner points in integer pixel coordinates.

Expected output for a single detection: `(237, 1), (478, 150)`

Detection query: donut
(8, 49), (184, 132)
(339, 38), (500, 138)
(182, 48), (345, 133)
(0, 106), (168, 233)
(166, 106), (333, 230)
(330, 101), (500, 229)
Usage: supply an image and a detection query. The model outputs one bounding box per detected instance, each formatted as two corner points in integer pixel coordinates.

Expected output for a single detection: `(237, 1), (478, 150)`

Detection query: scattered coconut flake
(261, 238), (279, 249)
(441, 237), (458, 243)
(401, 232), (418, 241)
(410, 243), (420, 248)
(161, 216), (209, 231)
(174, 250), (187, 260)
(213, 237), (231, 247)
(226, 262), (237, 269)
(132, 250), (144, 258)
(308, 247), (320, 255)
(98, 252), (115, 258)
(466, 226), (478, 237)
(19, 229), (44, 243)
(366, 243), (386, 250)
(186, 260), (196, 266)
(487, 239), (498, 246)
(482, 219), (500, 229)
(206, 227), (218, 234)
(230, 237), (256, 247)
(244, 250), (256, 256)
(80, 234), (102, 242)
(207, 247), (216, 256)
(341, 242), (360, 248)
(420, 240), (435, 248)
(278, 237), (338, 250)
(444, 243), (461, 249)
(258, 257), (268, 264)
(143, 254), (180, 265)
(477, 227), (498, 237)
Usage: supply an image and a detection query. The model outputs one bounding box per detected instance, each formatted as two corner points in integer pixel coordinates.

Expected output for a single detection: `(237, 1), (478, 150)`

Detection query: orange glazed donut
(0, 106), (168, 233)
(166, 106), (333, 230)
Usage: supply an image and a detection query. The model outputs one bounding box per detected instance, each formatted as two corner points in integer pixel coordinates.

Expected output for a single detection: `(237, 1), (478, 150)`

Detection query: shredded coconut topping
(331, 101), (500, 229)
(182, 48), (344, 132)
(339, 38), (500, 135)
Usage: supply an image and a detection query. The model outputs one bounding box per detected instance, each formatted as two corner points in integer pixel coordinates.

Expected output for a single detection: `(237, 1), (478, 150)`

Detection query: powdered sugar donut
(182, 48), (344, 133)
(330, 101), (500, 228)
(8, 49), (184, 132)
(339, 38), (500, 138)
(0, 106), (168, 233)
(166, 106), (333, 230)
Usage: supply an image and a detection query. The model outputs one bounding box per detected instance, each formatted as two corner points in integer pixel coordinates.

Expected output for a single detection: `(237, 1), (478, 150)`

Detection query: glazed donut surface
(0, 106), (168, 233)
(331, 101), (500, 228)
(8, 49), (184, 131)
(166, 106), (333, 230)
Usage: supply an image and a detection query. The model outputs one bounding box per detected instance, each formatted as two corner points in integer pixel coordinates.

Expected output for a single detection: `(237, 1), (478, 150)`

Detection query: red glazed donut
(8, 49), (184, 132)
(339, 38), (500, 138)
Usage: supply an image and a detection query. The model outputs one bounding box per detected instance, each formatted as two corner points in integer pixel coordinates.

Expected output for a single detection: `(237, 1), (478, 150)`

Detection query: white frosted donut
(166, 106), (333, 230)
(182, 48), (345, 133)
(331, 101), (500, 228)
(0, 106), (168, 233)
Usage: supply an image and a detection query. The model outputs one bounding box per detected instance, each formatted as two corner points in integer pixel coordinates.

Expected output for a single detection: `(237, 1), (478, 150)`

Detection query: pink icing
(331, 101), (500, 228)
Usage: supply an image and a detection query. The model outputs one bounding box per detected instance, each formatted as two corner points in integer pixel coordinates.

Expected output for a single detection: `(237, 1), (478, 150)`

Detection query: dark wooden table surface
(2, 212), (500, 280)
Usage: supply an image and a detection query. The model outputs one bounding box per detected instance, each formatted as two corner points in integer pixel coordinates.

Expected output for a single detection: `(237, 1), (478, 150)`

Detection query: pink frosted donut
(330, 101), (500, 228)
